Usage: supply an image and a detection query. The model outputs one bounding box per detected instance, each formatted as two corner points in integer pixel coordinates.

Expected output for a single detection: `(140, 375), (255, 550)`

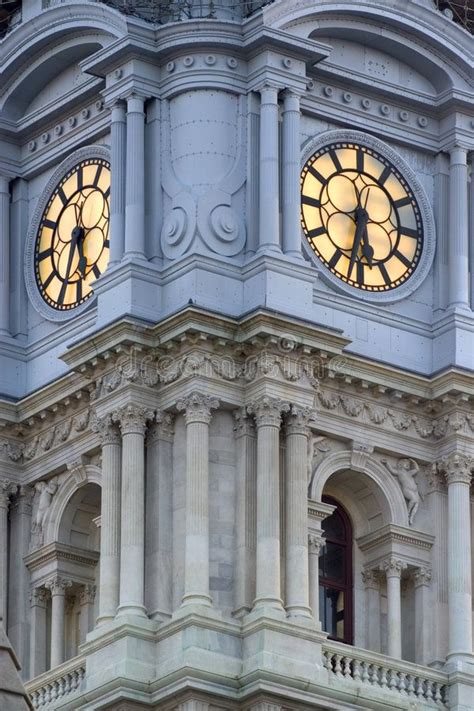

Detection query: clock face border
(25, 145), (111, 323)
(300, 130), (436, 304)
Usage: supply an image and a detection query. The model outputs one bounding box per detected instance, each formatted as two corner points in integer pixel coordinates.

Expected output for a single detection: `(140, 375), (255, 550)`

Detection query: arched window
(319, 496), (353, 645)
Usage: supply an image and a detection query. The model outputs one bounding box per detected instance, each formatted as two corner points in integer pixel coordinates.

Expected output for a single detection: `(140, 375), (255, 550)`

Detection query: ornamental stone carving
(29, 587), (48, 607)
(112, 404), (154, 436)
(91, 413), (121, 446)
(438, 452), (473, 486)
(176, 391), (219, 424)
(362, 569), (381, 588)
(233, 407), (255, 437)
(80, 584), (97, 605)
(381, 457), (421, 526)
(31, 477), (59, 547)
(0, 480), (18, 509)
(381, 557), (407, 579)
(247, 396), (290, 428)
(45, 577), (72, 596)
(351, 441), (374, 472)
(414, 567), (432, 588)
(285, 405), (314, 436)
(308, 532), (324, 555)
(147, 411), (175, 443)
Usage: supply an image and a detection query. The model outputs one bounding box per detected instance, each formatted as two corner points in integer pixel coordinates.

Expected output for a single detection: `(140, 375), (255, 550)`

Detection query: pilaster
(0, 480), (17, 625)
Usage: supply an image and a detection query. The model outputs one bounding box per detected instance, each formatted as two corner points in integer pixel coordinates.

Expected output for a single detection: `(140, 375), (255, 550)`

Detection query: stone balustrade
(323, 642), (448, 708)
(25, 655), (85, 709)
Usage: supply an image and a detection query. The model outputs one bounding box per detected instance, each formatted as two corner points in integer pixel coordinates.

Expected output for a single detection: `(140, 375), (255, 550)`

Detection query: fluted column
(145, 412), (174, 619)
(382, 557), (406, 659)
(45, 577), (71, 669)
(0, 480), (17, 624)
(308, 532), (323, 628)
(113, 404), (153, 617)
(109, 101), (126, 265)
(414, 567), (432, 664)
(362, 570), (381, 652)
(177, 392), (219, 607)
(282, 91), (302, 258)
(448, 145), (469, 309)
(29, 587), (47, 677)
(440, 453), (473, 659)
(285, 406), (312, 617)
(0, 175), (11, 335)
(233, 408), (257, 617)
(79, 584), (97, 643)
(258, 85), (281, 253)
(94, 414), (121, 625)
(247, 397), (289, 611)
(124, 94), (146, 260)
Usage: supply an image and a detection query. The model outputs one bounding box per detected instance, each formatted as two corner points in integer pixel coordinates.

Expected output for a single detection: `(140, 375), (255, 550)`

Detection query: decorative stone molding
(112, 404), (154, 436)
(0, 480), (18, 509)
(11, 485), (34, 515)
(91, 413), (121, 446)
(233, 407), (255, 437)
(414, 567), (432, 588)
(147, 411), (175, 443)
(351, 441), (374, 472)
(285, 405), (314, 436)
(381, 457), (421, 526)
(176, 391), (219, 425)
(361, 569), (382, 588)
(308, 531), (324, 555)
(45, 576), (72, 597)
(438, 452), (473, 485)
(80, 584), (97, 605)
(66, 459), (89, 487)
(29, 587), (48, 607)
(381, 557), (408, 579)
(25, 542), (100, 573)
(307, 498), (336, 526)
(247, 396), (290, 428)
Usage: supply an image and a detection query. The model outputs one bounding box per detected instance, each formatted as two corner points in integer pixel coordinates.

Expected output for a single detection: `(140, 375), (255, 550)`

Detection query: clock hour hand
(76, 229), (87, 277)
(361, 225), (374, 268)
(348, 206), (368, 280)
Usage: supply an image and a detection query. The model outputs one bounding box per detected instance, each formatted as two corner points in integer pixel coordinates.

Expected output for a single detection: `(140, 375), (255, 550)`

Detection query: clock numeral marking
(92, 264), (101, 279)
(77, 167), (83, 191)
(356, 149), (364, 173)
(42, 219), (56, 231)
(38, 248), (54, 261)
(356, 261), (365, 285)
(57, 187), (68, 206)
(104, 187), (110, 200)
(42, 271), (56, 290)
(393, 249), (412, 268)
(379, 166), (392, 185)
(400, 228), (419, 240)
(104, 239), (110, 248)
(394, 196), (412, 208)
(57, 281), (67, 306)
(328, 249), (343, 269)
(301, 195), (321, 208)
(307, 226), (326, 239)
(378, 262), (392, 286)
(93, 166), (102, 187)
(329, 149), (342, 173)
(308, 165), (328, 186)
(76, 281), (83, 303)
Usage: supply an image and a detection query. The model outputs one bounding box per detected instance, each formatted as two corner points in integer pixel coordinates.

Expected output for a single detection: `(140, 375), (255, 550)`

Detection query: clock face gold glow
(35, 158), (110, 310)
(301, 142), (423, 292)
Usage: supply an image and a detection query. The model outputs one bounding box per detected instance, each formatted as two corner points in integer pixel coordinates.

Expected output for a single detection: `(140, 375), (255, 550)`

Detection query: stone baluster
(145, 412), (174, 620)
(233, 408), (257, 617)
(258, 85), (281, 254)
(45, 577), (72, 669)
(447, 145), (469, 309)
(79, 584), (97, 643)
(382, 557), (407, 659)
(282, 91), (302, 258)
(93, 414), (121, 625)
(284, 406), (312, 618)
(109, 100), (126, 265)
(0, 480), (17, 624)
(29, 587), (48, 677)
(362, 569), (381, 653)
(113, 404), (153, 618)
(308, 532), (323, 628)
(0, 175), (11, 335)
(176, 392), (219, 607)
(247, 397), (289, 612)
(414, 567), (432, 665)
(439, 453), (473, 660)
(124, 94), (146, 260)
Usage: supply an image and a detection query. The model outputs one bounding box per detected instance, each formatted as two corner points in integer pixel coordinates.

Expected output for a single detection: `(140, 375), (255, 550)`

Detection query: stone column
(258, 85), (281, 253)
(414, 567), (432, 665)
(282, 91), (302, 258)
(109, 101), (126, 266)
(382, 557), (406, 659)
(124, 94), (146, 260)
(29, 587), (47, 677)
(247, 397), (289, 611)
(362, 569), (381, 653)
(176, 392), (219, 607)
(93, 414), (121, 625)
(448, 145), (469, 309)
(0, 175), (11, 335)
(113, 404), (153, 618)
(177, 701), (210, 711)
(440, 453), (473, 659)
(0, 480), (17, 625)
(145, 412), (174, 619)
(285, 406), (312, 618)
(233, 408), (257, 617)
(308, 532), (323, 628)
(79, 584), (97, 643)
(46, 577), (71, 669)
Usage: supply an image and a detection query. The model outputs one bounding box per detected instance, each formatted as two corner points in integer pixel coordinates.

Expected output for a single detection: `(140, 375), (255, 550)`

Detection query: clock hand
(348, 190), (369, 280)
(360, 189), (373, 268)
(76, 229), (87, 277)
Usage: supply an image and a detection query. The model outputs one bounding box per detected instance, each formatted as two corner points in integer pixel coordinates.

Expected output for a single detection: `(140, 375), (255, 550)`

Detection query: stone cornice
(357, 524), (434, 554)
(307, 499), (336, 524)
(24, 542), (100, 573)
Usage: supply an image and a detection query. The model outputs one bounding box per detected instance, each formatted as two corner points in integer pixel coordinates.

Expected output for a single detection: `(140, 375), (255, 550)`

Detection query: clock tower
(0, 2), (473, 710)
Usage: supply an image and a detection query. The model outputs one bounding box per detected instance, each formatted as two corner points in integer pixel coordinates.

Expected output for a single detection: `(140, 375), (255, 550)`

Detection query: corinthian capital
(438, 452), (473, 486)
(285, 405), (314, 437)
(147, 411), (175, 443)
(414, 567), (432, 588)
(247, 396), (290, 428)
(45, 576), (72, 596)
(308, 532), (324, 554)
(91, 412), (121, 446)
(112, 404), (154, 436)
(176, 391), (219, 424)
(0, 480), (18, 509)
(381, 557), (407, 579)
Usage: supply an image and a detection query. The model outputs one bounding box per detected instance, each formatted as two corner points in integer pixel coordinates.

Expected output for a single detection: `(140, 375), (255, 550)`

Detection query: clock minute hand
(348, 207), (368, 280)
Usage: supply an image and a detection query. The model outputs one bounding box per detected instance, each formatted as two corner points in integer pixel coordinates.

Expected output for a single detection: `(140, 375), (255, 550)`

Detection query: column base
(256, 244), (282, 256)
(286, 604), (312, 619)
(181, 593), (213, 607)
(95, 614), (115, 628)
(116, 603), (148, 619)
(251, 597), (286, 618)
(445, 652), (474, 674)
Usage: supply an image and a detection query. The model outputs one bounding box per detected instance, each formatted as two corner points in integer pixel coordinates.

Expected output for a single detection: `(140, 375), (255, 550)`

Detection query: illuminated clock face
(300, 142), (423, 292)
(35, 158), (110, 311)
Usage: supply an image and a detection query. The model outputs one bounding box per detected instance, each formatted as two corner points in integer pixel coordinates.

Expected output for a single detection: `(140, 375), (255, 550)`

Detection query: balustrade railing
(323, 642), (449, 707)
(25, 656), (86, 709)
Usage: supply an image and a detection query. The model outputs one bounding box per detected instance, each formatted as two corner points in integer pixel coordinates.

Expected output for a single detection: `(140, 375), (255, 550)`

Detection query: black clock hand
(76, 229), (87, 277)
(360, 189), (374, 268)
(348, 206), (368, 280)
